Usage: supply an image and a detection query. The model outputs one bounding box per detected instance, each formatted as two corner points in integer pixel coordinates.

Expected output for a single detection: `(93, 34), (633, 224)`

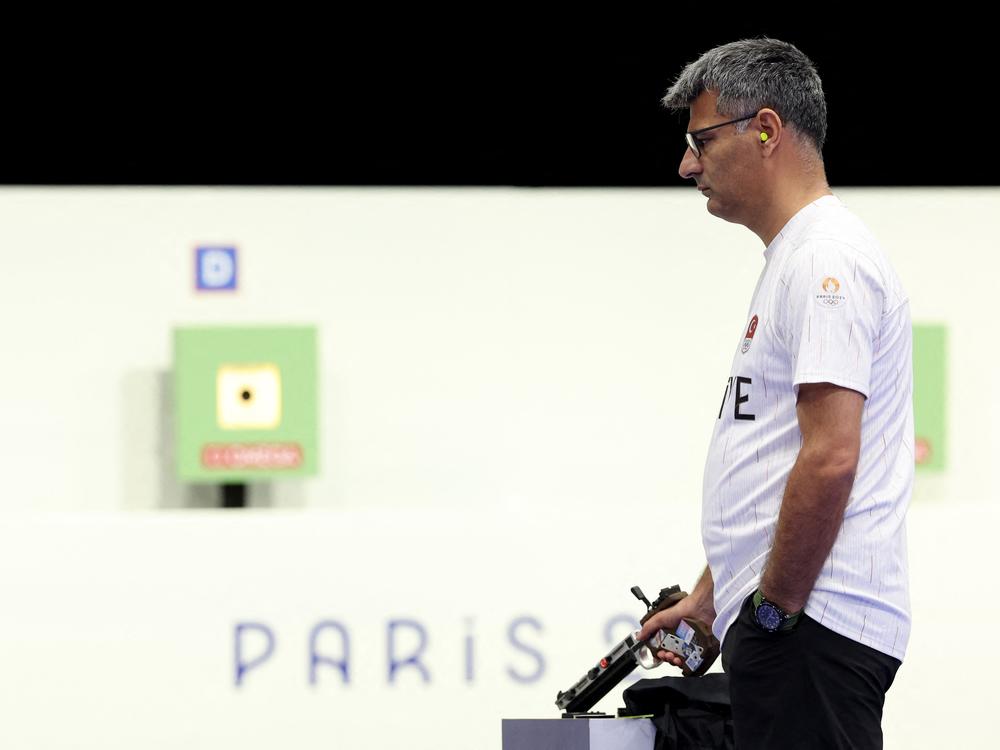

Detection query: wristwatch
(751, 589), (803, 632)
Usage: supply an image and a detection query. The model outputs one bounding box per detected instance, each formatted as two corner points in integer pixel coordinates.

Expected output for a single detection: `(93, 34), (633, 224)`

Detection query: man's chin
(705, 198), (741, 225)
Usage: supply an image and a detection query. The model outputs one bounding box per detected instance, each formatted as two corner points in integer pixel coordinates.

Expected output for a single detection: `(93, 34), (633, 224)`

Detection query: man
(638, 38), (912, 749)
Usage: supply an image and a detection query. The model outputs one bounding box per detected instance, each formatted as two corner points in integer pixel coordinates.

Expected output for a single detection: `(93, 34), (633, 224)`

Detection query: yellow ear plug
(760, 132), (769, 142)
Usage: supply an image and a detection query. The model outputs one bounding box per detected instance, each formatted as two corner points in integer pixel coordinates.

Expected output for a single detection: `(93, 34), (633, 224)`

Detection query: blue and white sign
(196, 246), (238, 291)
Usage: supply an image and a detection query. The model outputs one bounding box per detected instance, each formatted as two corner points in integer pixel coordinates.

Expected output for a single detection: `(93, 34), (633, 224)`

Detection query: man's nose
(679, 147), (702, 180)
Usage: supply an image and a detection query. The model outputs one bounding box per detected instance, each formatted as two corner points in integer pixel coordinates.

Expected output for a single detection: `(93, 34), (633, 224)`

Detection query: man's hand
(637, 594), (716, 670)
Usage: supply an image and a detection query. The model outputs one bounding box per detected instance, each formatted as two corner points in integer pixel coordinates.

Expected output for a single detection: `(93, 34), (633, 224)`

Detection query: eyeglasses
(685, 113), (759, 158)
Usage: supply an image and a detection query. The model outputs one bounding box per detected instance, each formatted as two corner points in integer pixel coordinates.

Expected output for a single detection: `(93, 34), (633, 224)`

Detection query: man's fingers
(639, 611), (679, 641)
(656, 650), (684, 667)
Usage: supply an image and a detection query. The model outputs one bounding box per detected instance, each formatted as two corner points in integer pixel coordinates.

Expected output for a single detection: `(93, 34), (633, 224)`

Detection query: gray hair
(662, 37), (827, 154)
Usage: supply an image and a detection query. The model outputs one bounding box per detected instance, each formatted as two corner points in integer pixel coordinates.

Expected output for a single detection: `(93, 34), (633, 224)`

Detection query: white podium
(501, 717), (656, 750)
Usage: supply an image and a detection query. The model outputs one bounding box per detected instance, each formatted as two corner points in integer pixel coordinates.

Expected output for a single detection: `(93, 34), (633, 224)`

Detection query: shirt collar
(763, 194), (842, 262)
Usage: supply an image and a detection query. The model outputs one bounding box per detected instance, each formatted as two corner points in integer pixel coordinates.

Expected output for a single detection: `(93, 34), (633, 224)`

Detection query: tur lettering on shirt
(717, 375), (755, 421)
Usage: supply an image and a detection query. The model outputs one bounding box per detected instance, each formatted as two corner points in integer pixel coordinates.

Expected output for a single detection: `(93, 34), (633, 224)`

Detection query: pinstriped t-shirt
(702, 193), (912, 661)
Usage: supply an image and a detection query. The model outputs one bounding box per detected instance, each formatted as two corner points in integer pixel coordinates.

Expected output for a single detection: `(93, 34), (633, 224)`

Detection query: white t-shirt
(701, 193), (913, 661)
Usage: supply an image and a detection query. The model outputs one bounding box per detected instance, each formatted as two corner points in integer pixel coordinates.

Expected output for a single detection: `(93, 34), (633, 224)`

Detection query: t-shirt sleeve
(777, 241), (885, 400)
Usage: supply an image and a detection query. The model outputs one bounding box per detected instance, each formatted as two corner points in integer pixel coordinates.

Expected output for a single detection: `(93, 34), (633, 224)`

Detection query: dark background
(4, 19), (991, 186)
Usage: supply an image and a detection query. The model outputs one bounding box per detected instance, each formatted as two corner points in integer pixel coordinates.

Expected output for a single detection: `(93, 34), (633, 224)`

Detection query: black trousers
(721, 592), (902, 750)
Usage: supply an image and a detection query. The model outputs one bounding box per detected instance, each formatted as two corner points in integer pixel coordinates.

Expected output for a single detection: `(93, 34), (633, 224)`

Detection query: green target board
(912, 324), (946, 472)
(174, 326), (318, 481)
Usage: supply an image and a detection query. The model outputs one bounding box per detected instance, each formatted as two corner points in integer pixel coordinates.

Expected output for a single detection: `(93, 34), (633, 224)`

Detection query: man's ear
(757, 108), (783, 151)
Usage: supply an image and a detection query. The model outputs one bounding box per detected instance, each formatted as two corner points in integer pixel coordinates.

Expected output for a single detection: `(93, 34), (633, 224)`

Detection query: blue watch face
(756, 603), (782, 631)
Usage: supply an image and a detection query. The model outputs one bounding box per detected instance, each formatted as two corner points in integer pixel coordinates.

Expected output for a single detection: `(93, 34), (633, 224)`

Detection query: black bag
(622, 674), (734, 750)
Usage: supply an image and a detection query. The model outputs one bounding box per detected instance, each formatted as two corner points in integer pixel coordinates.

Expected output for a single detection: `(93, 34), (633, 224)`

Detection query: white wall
(0, 187), (995, 511)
